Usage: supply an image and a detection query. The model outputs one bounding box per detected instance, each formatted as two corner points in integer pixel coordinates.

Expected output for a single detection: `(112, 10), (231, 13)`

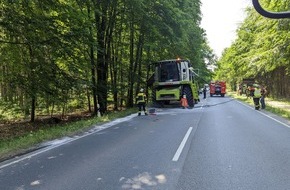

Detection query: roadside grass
(227, 91), (290, 121)
(0, 108), (136, 161)
(265, 106), (290, 119)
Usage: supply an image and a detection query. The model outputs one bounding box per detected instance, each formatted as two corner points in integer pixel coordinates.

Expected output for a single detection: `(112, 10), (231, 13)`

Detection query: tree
(0, 0), (211, 122)
(216, 0), (290, 98)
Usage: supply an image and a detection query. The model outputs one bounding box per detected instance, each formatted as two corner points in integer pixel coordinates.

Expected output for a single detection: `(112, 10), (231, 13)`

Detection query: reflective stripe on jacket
(136, 92), (146, 104)
(254, 88), (261, 98)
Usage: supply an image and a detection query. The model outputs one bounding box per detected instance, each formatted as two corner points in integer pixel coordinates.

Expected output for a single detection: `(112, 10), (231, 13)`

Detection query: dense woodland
(1, 0), (289, 124)
(0, 0), (214, 122)
(215, 0), (290, 99)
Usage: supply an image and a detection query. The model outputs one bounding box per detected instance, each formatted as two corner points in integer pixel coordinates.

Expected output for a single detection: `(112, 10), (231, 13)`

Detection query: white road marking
(172, 127), (193, 162)
(236, 100), (290, 128)
(0, 114), (137, 169)
(258, 110), (290, 128)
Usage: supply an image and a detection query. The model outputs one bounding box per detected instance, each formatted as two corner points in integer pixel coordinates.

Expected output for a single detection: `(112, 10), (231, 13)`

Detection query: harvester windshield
(159, 62), (179, 82)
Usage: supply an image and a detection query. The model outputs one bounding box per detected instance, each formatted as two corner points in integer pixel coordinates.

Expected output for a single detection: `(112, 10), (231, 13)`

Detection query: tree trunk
(87, 87), (91, 113)
(106, 3), (117, 111)
(110, 46), (118, 110)
(127, 16), (135, 108)
(87, 4), (98, 115)
(30, 96), (36, 122)
(28, 45), (36, 122)
(90, 46), (98, 114)
(95, 1), (108, 115)
(134, 32), (144, 96)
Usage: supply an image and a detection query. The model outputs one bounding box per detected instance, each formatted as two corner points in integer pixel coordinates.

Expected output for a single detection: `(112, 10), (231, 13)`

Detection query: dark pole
(252, 0), (290, 19)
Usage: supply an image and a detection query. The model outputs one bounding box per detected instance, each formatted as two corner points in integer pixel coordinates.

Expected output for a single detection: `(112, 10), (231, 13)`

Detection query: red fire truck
(210, 81), (226, 97)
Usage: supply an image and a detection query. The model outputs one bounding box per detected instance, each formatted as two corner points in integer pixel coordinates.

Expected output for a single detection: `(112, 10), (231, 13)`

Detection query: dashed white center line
(172, 127), (193, 162)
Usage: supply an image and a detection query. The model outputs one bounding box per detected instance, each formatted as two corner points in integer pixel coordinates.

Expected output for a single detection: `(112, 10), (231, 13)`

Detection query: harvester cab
(149, 59), (199, 108)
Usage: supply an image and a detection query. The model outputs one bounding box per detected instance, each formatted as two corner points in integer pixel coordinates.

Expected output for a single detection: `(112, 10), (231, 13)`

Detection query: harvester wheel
(183, 86), (194, 108)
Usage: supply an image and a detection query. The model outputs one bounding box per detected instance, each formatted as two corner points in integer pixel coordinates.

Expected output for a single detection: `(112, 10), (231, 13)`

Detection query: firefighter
(136, 88), (147, 116)
(180, 94), (188, 109)
(203, 85), (207, 99)
(252, 84), (262, 110)
(260, 85), (267, 109)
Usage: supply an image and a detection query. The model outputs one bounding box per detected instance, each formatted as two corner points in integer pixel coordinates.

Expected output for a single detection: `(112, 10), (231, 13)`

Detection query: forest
(215, 0), (290, 99)
(1, 0), (289, 125)
(0, 0), (214, 123)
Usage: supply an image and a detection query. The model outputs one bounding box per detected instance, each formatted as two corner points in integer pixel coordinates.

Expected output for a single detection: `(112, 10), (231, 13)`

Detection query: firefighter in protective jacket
(252, 84), (262, 110)
(136, 88), (148, 116)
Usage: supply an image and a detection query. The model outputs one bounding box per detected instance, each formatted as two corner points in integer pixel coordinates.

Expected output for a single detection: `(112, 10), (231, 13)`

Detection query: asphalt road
(1, 95), (290, 190)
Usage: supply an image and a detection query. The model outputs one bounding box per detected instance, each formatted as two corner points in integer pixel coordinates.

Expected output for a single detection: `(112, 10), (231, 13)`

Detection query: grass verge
(0, 108), (136, 161)
(228, 91), (290, 121)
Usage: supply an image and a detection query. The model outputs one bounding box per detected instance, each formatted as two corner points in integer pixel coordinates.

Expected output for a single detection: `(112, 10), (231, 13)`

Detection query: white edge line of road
(172, 127), (193, 162)
(236, 100), (290, 129)
(0, 114), (137, 170)
(0, 138), (77, 170)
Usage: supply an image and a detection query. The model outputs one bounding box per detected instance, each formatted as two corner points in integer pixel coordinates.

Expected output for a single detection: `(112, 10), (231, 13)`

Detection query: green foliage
(0, 101), (24, 121)
(0, 0), (211, 121)
(215, 0), (290, 97)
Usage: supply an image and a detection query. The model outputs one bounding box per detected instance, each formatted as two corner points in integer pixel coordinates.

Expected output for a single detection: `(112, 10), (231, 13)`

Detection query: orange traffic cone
(180, 95), (188, 109)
